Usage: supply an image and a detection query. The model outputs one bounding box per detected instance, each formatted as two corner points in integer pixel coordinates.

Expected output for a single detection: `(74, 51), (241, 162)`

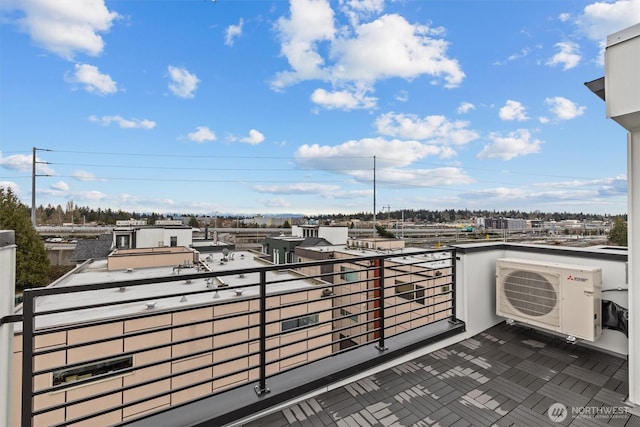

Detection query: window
(52, 355), (133, 387)
(170, 236), (178, 247)
(395, 280), (425, 305)
(340, 308), (358, 322)
(340, 266), (358, 282)
(281, 314), (319, 332)
(115, 235), (130, 249)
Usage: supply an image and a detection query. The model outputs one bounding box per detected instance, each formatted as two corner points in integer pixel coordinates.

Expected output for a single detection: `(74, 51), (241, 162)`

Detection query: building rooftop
(244, 321), (639, 427)
(16, 250), (324, 330)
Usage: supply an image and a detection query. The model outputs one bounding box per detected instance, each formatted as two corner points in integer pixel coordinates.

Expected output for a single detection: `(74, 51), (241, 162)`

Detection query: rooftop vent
(118, 287), (126, 292)
(145, 302), (157, 310)
(126, 268), (134, 273)
(234, 289), (244, 296)
(180, 296), (187, 303)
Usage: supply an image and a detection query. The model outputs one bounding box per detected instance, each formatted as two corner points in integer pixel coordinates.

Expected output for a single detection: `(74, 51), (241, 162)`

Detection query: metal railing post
(21, 289), (35, 427)
(375, 258), (387, 351)
(449, 249), (458, 323)
(254, 270), (270, 396)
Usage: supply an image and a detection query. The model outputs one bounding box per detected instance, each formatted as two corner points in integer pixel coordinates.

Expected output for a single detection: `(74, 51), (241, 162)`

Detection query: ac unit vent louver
(503, 270), (557, 317)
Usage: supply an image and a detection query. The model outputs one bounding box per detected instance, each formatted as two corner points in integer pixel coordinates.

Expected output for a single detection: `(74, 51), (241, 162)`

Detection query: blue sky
(1, 0), (638, 217)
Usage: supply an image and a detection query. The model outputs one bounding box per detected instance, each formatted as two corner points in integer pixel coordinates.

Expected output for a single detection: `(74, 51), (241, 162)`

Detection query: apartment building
(295, 239), (453, 350)
(10, 248), (333, 426)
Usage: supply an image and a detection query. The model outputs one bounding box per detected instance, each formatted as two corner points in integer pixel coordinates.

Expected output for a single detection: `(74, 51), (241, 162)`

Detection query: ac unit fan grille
(503, 270), (557, 317)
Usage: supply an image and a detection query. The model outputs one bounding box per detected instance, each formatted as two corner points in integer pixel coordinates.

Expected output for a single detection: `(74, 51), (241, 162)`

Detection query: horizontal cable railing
(19, 248), (456, 427)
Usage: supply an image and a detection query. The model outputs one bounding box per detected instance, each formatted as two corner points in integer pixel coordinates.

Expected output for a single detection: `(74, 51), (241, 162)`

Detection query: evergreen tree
(0, 187), (50, 290)
(609, 217), (628, 246)
(188, 216), (200, 227)
(375, 224), (395, 238)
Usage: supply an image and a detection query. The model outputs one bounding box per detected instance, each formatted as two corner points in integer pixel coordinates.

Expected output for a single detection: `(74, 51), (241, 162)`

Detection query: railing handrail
(19, 248), (456, 427)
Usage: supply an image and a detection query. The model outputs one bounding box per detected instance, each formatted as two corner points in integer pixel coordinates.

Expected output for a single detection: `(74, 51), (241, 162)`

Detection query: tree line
(35, 203), (624, 227)
(315, 208), (623, 224)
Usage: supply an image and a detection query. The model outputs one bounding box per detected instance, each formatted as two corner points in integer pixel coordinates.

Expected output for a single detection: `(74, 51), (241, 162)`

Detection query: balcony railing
(16, 248), (464, 427)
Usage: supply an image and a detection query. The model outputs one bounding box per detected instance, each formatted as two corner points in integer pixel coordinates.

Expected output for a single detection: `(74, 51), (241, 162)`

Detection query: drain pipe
(0, 231), (16, 427)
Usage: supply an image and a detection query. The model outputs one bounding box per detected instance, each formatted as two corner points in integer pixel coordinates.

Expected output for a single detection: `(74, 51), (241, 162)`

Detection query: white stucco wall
(454, 243), (629, 356)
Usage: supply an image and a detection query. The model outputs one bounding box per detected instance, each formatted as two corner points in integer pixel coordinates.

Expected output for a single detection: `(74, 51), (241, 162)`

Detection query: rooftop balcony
(1, 241), (637, 426)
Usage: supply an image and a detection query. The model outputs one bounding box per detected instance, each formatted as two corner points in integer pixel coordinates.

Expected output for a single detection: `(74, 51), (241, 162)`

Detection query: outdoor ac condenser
(496, 258), (602, 342)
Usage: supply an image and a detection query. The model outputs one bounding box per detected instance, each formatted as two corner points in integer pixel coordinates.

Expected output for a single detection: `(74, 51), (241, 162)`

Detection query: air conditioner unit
(496, 258), (602, 341)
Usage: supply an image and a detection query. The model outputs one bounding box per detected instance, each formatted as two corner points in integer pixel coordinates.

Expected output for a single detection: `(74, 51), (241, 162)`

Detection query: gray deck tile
(447, 397), (502, 426)
(498, 342), (536, 359)
(563, 364), (610, 386)
(538, 381), (592, 408)
(433, 412), (462, 427)
(539, 346), (581, 364)
(497, 405), (558, 427)
(623, 415), (640, 427)
(483, 375), (533, 403)
(520, 392), (547, 410)
(244, 323), (640, 427)
(582, 383), (604, 400)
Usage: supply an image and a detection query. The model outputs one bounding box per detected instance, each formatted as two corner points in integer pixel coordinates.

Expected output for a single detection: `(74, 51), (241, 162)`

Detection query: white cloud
(89, 115), (155, 129)
(332, 189), (373, 199)
(40, 181), (73, 197)
(310, 88), (377, 110)
(271, 0), (336, 89)
(395, 90), (409, 102)
(477, 129), (543, 160)
(461, 175), (627, 205)
(272, 2), (464, 91)
(575, 0), (640, 64)
(498, 100), (529, 121)
(577, 0), (640, 42)
(457, 102), (475, 114)
(50, 181), (70, 192)
(67, 64), (117, 95)
(547, 41), (581, 70)
(330, 14), (464, 88)
(240, 129), (265, 145)
(225, 18), (243, 46)
(0, 153), (55, 175)
(253, 183), (340, 195)
(167, 65), (199, 98)
(0, 181), (20, 194)
(293, 137), (473, 188)
(187, 126), (216, 143)
(1, 0), (120, 59)
(545, 96), (586, 120)
(339, 0), (384, 25)
(375, 112), (480, 146)
(558, 13), (571, 22)
(73, 170), (99, 181)
(295, 137), (441, 171)
(259, 198), (292, 208)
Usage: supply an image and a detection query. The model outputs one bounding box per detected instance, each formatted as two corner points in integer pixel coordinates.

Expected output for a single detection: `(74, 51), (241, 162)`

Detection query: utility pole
(372, 156), (376, 237)
(31, 147), (51, 227)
